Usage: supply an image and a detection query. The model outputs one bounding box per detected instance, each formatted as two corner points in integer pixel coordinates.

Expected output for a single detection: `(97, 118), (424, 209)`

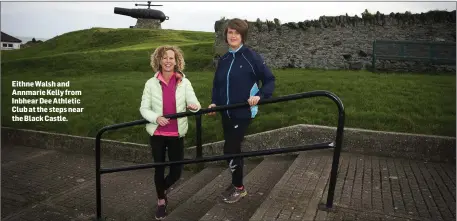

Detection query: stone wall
(133, 18), (161, 29)
(214, 10), (456, 73)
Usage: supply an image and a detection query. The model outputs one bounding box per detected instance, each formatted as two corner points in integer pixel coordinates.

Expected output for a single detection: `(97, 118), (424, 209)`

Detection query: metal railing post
(429, 44), (435, 63)
(325, 106), (345, 208)
(195, 115), (204, 170)
(95, 133), (102, 221)
(94, 90), (345, 218)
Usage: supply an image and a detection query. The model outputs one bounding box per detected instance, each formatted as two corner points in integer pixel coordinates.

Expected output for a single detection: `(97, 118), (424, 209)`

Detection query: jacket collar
(154, 71), (185, 84)
(229, 44), (244, 54)
(220, 45), (248, 60)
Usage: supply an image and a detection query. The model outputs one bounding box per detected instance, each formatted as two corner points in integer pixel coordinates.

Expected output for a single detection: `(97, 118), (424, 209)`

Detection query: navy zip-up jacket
(211, 44), (275, 119)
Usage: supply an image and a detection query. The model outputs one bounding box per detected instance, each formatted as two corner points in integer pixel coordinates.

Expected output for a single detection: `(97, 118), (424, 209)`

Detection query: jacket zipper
(154, 74), (183, 136)
(175, 79), (182, 136)
(226, 54), (235, 118)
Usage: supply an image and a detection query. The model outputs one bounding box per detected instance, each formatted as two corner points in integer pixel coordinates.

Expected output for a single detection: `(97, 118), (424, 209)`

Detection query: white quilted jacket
(139, 72), (201, 137)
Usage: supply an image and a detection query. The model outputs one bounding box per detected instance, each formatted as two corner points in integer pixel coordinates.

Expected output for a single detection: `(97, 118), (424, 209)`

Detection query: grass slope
(2, 28), (215, 73)
(2, 43), (214, 73)
(2, 28), (214, 61)
(1, 28), (455, 149)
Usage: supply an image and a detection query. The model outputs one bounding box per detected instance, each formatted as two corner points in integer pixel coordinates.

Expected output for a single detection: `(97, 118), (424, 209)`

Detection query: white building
(1, 32), (22, 50)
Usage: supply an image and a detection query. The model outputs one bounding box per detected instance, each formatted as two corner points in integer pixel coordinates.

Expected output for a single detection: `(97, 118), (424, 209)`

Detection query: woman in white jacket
(139, 45), (201, 220)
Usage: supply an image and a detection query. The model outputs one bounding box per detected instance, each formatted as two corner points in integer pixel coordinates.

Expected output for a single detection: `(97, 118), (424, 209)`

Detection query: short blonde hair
(150, 45), (185, 73)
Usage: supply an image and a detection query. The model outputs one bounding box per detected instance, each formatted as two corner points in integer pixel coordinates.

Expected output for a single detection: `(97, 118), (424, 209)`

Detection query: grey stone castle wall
(213, 10), (456, 73)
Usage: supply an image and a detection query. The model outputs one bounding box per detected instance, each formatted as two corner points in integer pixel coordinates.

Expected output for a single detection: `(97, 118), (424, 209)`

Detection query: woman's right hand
(156, 116), (169, 126)
(207, 104), (217, 116)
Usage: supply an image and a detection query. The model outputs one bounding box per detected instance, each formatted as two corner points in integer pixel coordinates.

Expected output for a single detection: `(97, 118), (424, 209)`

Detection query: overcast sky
(1, 1), (455, 39)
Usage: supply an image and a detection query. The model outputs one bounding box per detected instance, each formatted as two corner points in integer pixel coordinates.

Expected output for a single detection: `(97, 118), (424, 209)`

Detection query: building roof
(1, 32), (22, 43)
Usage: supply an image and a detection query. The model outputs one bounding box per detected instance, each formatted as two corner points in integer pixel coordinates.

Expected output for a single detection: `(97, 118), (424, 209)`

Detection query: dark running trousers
(150, 135), (184, 199)
(221, 115), (251, 188)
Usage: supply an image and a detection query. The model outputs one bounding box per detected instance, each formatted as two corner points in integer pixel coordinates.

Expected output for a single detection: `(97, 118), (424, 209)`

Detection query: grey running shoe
(155, 204), (167, 220)
(221, 185), (247, 203)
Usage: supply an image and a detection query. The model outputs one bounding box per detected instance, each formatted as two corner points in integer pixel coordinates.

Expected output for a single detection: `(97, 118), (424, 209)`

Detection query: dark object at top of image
(114, 1), (169, 22)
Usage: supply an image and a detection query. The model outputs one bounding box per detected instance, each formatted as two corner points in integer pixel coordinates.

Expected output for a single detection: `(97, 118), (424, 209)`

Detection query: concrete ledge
(1, 125), (455, 164)
(1, 126), (151, 163)
(185, 124), (456, 163)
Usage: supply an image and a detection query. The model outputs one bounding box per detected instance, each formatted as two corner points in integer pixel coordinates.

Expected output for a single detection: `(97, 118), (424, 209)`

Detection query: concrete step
(61, 168), (195, 221)
(163, 160), (260, 221)
(1, 145), (200, 221)
(131, 165), (227, 221)
(249, 151), (334, 221)
(5, 144), (455, 221)
(199, 154), (297, 221)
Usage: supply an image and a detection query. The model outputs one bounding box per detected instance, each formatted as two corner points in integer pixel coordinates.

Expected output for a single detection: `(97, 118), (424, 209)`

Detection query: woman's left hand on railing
(248, 96), (261, 106)
(187, 104), (199, 111)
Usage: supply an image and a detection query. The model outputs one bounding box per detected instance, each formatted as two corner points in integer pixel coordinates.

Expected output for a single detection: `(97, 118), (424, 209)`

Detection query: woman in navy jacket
(208, 18), (276, 204)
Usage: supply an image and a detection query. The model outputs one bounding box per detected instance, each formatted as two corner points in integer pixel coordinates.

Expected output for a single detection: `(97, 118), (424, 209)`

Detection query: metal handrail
(94, 90), (345, 220)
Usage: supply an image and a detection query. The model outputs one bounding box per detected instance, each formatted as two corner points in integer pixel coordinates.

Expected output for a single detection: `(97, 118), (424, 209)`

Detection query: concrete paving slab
(250, 149), (455, 221)
(1, 145), (194, 221)
(2, 144), (455, 221)
(200, 155), (296, 221)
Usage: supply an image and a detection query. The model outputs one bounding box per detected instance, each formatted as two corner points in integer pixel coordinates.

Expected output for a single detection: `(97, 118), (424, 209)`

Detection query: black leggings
(221, 116), (251, 188)
(150, 135), (184, 199)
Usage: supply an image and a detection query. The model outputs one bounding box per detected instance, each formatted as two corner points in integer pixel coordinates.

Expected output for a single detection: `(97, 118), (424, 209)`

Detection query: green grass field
(2, 28), (455, 148)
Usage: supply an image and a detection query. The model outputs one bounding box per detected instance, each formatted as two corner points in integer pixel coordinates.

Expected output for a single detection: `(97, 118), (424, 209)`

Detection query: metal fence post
(94, 91), (345, 218)
(195, 115), (204, 171)
(325, 109), (345, 209)
(95, 134), (102, 221)
(372, 40), (377, 72)
(429, 44), (435, 63)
